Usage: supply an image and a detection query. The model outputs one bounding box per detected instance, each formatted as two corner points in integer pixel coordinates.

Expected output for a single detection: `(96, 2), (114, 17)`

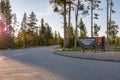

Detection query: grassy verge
(61, 47), (81, 51)
(60, 46), (120, 52)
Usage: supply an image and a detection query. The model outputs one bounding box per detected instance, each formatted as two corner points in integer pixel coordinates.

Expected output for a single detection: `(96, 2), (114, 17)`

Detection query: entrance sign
(78, 37), (105, 52)
(79, 37), (96, 49)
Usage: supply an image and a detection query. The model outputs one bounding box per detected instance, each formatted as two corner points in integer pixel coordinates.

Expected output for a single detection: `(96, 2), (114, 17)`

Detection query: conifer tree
(78, 18), (87, 37)
(27, 12), (38, 46)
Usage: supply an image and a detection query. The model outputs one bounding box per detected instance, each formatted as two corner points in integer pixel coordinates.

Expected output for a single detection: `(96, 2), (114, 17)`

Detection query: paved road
(0, 46), (120, 80)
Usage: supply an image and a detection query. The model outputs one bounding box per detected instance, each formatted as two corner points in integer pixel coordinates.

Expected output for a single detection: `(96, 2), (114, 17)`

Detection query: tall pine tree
(27, 12), (38, 46)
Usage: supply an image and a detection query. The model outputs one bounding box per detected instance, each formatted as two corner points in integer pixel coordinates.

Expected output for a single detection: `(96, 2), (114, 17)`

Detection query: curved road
(0, 46), (120, 80)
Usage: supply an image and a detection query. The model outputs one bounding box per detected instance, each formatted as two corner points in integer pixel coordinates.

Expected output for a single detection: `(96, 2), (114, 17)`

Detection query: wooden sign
(78, 37), (105, 52)
(79, 37), (96, 49)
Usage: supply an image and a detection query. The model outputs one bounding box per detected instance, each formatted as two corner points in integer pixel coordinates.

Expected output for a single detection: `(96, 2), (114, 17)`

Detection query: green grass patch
(60, 47), (81, 51)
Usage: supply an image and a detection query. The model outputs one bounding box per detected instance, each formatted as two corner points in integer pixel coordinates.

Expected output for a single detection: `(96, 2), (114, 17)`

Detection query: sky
(10, 0), (120, 37)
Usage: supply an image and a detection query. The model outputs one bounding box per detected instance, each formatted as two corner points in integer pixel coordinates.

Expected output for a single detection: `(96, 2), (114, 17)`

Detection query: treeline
(15, 12), (62, 48)
(0, 0), (62, 49)
(0, 0), (120, 49)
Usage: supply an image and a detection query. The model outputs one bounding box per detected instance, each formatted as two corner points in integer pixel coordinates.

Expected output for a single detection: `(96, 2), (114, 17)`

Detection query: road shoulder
(54, 50), (120, 62)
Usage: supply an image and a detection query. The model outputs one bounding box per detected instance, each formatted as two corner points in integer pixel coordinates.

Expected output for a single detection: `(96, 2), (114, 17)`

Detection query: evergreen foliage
(0, 0), (120, 49)
(78, 18), (87, 37)
(0, 0), (13, 49)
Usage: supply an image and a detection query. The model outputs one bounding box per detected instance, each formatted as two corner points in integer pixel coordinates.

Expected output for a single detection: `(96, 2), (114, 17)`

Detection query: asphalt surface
(55, 50), (120, 62)
(0, 46), (120, 80)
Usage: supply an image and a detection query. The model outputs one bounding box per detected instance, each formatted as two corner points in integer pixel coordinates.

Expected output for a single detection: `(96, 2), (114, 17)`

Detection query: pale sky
(10, 0), (120, 37)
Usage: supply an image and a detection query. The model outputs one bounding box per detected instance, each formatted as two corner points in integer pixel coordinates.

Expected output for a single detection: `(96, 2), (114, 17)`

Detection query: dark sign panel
(78, 37), (105, 52)
(79, 37), (96, 49)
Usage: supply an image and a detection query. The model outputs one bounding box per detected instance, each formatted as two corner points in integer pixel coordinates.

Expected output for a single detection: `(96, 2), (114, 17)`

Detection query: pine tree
(109, 21), (119, 41)
(74, 0), (89, 47)
(0, 0), (13, 49)
(27, 12), (38, 46)
(45, 23), (53, 45)
(21, 13), (28, 31)
(39, 18), (46, 46)
(50, 0), (68, 48)
(94, 23), (100, 36)
(20, 13), (28, 47)
(78, 18), (87, 37)
(88, 0), (101, 37)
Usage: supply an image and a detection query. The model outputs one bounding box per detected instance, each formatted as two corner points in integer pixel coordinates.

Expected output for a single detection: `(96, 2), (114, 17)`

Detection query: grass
(61, 47), (82, 51)
(109, 45), (120, 51)
(60, 45), (120, 52)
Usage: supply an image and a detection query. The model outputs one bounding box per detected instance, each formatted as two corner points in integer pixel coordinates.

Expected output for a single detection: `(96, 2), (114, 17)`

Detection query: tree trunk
(107, 0), (110, 49)
(91, 0), (93, 37)
(63, 0), (67, 48)
(67, 0), (71, 48)
(110, 0), (112, 31)
(74, 0), (79, 47)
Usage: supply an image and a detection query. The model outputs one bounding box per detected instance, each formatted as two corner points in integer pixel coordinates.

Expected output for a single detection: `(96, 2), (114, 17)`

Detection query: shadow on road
(0, 46), (73, 80)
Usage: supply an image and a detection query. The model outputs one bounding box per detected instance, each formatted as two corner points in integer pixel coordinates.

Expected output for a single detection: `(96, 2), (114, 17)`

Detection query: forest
(0, 0), (120, 50)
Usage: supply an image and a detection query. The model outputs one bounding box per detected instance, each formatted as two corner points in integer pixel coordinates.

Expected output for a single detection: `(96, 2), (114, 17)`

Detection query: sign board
(96, 37), (103, 48)
(78, 37), (105, 52)
(79, 37), (96, 49)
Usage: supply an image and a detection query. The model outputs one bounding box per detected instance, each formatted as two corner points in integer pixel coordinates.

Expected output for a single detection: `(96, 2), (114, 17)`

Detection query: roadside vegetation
(0, 0), (120, 50)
